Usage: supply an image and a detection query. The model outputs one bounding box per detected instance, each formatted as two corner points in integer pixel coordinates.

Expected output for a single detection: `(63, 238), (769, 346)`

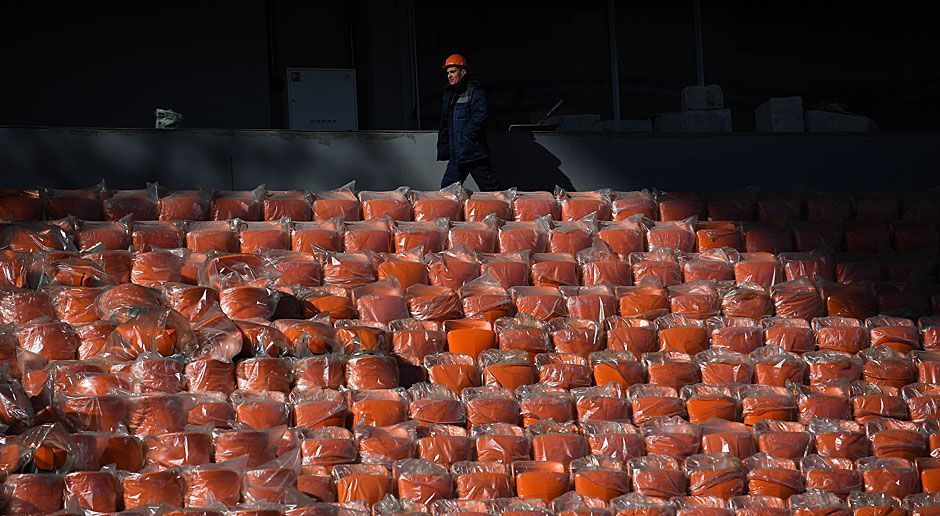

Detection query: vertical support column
(608, 0), (621, 122)
(408, 0), (421, 129)
(693, 0), (705, 86)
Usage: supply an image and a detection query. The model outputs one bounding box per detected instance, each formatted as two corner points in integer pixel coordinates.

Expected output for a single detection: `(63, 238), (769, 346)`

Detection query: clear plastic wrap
(534, 352), (591, 390)
(604, 317), (655, 359)
(463, 386), (521, 428)
(738, 385), (796, 426)
(0, 288), (54, 325)
(527, 420), (589, 467)
(857, 456), (919, 499)
(669, 280), (720, 320)
(644, 351), (700, 391)
(43, 185), (104, 221)
(471, 423), (530, 463)
(424, 353), (479, 393)
(741, 453), (803, 500)
(156, 189), (211, 221)
(550, 318), (603, 359)
(262, 190), (312, 221)
(464, 190), (515, 222)
(355, 420), (417, 464)
(577, 241), (632, 287)
(630, 251), (682, 287)
(322, 252), (378, 289)
(560, 285), (616, 322)
(763, 317), (814, 354)
(627, 384), (684, 424)
(343, 218), (393, 254)
(811, 316), (869, 354)
(121, 469), (184, 509)
(0, 251), (31, 289)
(696, 349), (754, 387)
(200, 252), (274, 291)
(511, 286), (566, 321)
(681, 249), (737, 283)
(390, 462), (452, 510)
(818, 280), (878, 320)
(512, 459), (570, 503)
(653, 313), (707, 355)
(417, 423), (474, 467)
(395, 219), (448, 253)
(514, 384), (573, 429)
(425, 247), (480, 290)
(743, 223), (793, 254)
(233, 390), (292, 430)
(210, 187), (265, 221)
(477, 350), (534, 391)
(550, 216), (597, 256)
(683, 391), (740, 438)
(657, 192), (705, 222)
(297, 286), (357, 322)
(641, 415), (701, 459)
(76, 219), (130, 252)
(750, 346), (806, 387)
(360, 187), (412, 221)
(1, 473), (65, 514)
(683, 453), (745, 499)
(751, 420), (810, 460)
(264, 249), (322, 287)
(590, 350), (644, 389)
(376, 249), (429, 289)
(513, 191), (560, 222)
(598, 218), (646, 257)
(448, 216), (499, 253)
(771, 277), (825, 321)
(233, 316), (293, 359)
(349, 277), (407, 324)
(130, 220), (186, 251)
(696, 419), (754, 459)
(572, 384), (630, 422)
(696, 221), (744, 252)
(292, 219), (344, 253)
(313, 182), (360, 222)
(859, 346), (915, 390)
(242, 449), (303, 504)
(708, 316), (765, 354)
(531, 252), (580, 288)
(240, 220), (292, 253)
(405, 284), (462, 323)
(558, 188), (613, 221)
(613, 190), (657, 221)
(647, 218), (697, 253)
(733, 253), (782, 290)
(64, 468), (119, 512)
(450, 460), (513, 500)
(346, 353), (399, 390)
(779, 251), (835, 283)
(101, 186), (160, 221)
(719, 282), (772, 320)
(1, 220), (76, 252)
(626, 454), (687, 499)
(848, 492), (905, 516)
(498, 217), (551, 254)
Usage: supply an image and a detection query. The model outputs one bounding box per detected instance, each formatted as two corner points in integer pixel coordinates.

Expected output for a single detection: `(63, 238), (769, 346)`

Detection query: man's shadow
(484, 131), (577, 192)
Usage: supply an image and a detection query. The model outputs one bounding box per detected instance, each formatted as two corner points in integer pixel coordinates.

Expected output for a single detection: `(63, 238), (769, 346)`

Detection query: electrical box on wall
(287, 68), (358, 131)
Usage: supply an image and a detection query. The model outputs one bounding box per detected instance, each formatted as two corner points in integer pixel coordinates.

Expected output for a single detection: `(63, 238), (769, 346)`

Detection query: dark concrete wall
(2, 2), (938, 132)
(1, 127), (936, 192)
(0, 1), (272, 129)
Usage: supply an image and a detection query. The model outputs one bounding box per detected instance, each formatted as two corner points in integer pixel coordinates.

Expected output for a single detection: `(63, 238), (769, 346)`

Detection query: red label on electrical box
(290, 72), (301, 82)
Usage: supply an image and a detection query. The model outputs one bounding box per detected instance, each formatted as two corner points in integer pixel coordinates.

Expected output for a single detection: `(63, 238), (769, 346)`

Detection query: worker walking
(437, 53), (501, 191)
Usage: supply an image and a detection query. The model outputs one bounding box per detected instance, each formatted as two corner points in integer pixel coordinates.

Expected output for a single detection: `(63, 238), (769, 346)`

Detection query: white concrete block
(556, 114), (602, 132)
(654, 109), (732, 133)
(601, 119), (652, 132)
(681, 84), (724, 110)
(756, 97), (805, 132)
(805, 110), (877, 132)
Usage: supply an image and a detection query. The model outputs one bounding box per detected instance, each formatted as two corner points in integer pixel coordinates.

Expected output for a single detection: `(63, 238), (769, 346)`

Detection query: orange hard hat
(442, 53), (468, 70)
